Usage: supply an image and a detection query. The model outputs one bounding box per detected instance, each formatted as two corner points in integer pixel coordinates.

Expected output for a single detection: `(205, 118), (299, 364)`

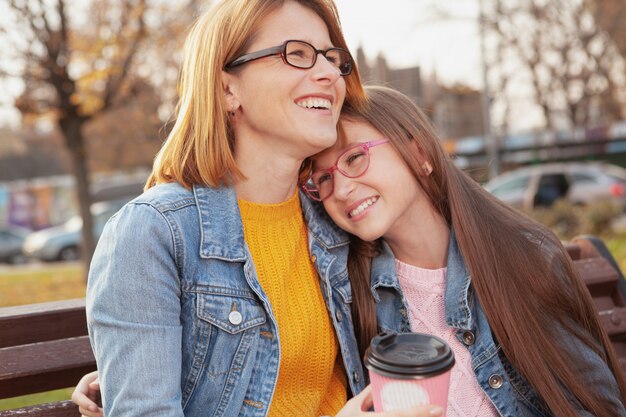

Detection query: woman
(302, 85), (626, 416)
(79, 1), (443, 416)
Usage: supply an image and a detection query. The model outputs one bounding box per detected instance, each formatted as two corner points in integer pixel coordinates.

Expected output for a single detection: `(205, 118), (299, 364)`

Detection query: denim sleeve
(549, 316), (625, 417)
(87, 202), (184, 417)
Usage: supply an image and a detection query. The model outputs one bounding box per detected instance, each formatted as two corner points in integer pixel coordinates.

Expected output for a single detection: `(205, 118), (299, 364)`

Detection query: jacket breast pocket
(197, 287), (267, 334)
(182, 287), (268, 412)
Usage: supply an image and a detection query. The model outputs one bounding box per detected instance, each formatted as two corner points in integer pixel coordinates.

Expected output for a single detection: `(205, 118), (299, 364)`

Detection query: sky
(335, 0), (483, 86)
(0, 0), (486, 129)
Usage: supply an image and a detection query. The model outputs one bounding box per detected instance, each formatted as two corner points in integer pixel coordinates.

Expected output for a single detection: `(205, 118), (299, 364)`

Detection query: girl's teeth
(350, 197), (377, 218)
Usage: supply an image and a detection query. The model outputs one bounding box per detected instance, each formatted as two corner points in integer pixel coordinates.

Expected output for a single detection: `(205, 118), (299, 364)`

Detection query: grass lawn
(0, 389), (75, 411)
(606, 235), (626, 273)
(0, 262), (85, 308)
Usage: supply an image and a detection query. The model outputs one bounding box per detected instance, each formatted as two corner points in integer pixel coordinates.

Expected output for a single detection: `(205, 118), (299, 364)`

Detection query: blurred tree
(484, 0), (626, 131)
(590, 0), (626, 57)
(0, 127), (69, 181)
(85, 79), (163, 173)
(589, 0), (626, 119)
(0, 0), (196, 270)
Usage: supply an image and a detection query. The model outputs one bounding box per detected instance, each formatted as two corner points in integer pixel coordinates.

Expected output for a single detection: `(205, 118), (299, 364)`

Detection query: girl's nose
(332, 173), (355, 201)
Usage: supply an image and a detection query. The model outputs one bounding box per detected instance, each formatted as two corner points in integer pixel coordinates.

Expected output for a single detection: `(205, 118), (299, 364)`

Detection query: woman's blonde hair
(147, 0), (365, 189)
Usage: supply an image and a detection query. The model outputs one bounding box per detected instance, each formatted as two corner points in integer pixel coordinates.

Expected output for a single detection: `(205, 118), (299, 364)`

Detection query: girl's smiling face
(311, 118), (433, 243)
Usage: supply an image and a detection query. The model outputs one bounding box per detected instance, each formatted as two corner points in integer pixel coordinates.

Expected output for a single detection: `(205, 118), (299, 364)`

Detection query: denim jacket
(87, 183), (365, 417)
(371, 232), (625, 417)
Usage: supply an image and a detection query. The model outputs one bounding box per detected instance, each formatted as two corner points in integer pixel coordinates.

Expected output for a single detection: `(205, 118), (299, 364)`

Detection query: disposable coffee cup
(364, 332), (455, 414)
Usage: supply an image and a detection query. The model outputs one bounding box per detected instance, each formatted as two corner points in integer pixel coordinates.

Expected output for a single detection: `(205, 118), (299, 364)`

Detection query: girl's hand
(336, 385), (444, 417)
(71, 371), (103, 417)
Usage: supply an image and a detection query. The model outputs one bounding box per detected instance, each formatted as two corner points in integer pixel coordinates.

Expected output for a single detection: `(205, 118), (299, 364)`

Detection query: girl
(78, 0), (439, 416)
(302, 85), (626, 416)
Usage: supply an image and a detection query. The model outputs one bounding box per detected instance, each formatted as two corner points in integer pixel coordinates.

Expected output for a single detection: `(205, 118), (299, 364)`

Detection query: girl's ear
(421, 161), (433, 176)
(408, 138), (433, 176)
(222, 71), (241, 115)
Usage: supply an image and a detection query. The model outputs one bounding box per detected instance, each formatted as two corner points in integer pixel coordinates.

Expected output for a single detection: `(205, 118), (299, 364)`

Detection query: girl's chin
(349, 229), (384, 243)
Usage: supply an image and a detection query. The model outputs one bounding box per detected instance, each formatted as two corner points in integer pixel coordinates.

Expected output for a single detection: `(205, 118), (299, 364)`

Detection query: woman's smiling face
(224, 1), (347, 160)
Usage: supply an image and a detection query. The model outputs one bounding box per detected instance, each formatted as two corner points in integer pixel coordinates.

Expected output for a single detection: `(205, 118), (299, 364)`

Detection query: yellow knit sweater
(238, 192), (347, 417)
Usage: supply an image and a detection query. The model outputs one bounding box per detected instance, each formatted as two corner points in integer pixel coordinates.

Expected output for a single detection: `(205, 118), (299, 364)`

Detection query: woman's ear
(222, 70), (240, 115)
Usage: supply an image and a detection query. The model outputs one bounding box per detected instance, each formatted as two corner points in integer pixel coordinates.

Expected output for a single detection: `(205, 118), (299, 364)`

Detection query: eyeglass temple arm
(225, 45), (283, 69)
(364, 139), (390, 150)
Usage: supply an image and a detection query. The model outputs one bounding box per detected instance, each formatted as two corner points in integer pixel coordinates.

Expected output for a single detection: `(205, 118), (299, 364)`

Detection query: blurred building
(355, 46), (485, 140)
(430, 84), (485, 139)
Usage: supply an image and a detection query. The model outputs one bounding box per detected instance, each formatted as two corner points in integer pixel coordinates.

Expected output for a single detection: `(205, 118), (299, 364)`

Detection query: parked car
(22, 200), (127, 262)
(0, 225), (30, 264)
(483, 162), (626, 210)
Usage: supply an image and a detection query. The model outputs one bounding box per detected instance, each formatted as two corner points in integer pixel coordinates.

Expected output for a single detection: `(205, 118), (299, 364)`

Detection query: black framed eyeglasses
(301, 139), (390, 201)
(224, 39), (353, 76)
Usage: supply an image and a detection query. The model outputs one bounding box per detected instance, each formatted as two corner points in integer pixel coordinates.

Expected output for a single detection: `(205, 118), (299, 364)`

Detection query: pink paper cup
(364, 333), (455, 414)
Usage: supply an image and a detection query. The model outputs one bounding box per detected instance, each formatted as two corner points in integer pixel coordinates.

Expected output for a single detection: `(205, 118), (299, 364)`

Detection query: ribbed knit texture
(239, 192), (347, 417)
(395, 259), (500, 417)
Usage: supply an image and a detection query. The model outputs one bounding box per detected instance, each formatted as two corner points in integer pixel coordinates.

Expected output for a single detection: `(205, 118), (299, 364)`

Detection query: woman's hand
(71, 371), (103, 417)
(336, 385), (443, 417)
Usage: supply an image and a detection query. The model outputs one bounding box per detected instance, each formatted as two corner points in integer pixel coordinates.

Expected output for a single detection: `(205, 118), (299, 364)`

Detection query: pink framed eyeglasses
(301, 139), (389, 201)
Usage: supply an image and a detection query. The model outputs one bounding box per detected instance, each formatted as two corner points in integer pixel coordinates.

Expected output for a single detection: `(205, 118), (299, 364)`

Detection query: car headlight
(23, 234), (48, 253)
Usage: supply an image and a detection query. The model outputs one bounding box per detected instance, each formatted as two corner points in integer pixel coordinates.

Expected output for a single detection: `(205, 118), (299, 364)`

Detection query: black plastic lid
(364, 332), (455, 379)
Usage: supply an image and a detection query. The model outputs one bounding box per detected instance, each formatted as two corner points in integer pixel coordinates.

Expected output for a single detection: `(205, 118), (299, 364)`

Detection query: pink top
(395, 259), (500, 417)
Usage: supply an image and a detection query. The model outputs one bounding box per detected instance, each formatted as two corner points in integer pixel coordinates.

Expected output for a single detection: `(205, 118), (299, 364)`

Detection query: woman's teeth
(296, 98), (331, 110)
(349, 197), (378, 218)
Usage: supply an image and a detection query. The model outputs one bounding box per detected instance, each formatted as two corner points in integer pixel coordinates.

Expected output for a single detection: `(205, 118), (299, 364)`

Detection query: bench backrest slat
(0, 336), (96, 399)
(0, 299), (87, 348)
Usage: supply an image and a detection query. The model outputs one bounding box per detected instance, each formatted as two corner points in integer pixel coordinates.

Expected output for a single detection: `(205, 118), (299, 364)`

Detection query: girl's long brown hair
(342, 85), (626, 416)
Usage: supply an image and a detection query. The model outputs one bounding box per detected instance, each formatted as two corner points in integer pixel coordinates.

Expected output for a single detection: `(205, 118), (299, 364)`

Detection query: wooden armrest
(573, 257), (620, 295)
(563, 242), (581, 260)
(598, 308), (626, 337)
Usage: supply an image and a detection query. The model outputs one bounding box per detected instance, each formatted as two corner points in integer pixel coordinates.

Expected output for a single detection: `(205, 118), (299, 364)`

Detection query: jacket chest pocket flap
(197, 290), (267, 334)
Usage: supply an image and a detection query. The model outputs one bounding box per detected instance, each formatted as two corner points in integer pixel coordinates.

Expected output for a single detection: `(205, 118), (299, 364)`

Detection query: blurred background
(1, 0), (626, 303)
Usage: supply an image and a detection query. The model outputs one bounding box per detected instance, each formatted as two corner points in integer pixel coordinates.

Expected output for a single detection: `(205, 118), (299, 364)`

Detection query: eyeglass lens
(308, 145), (370, 200)
(285, 41), (351, 75)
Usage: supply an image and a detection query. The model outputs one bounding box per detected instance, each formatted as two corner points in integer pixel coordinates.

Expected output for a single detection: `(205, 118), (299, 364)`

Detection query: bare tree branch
(485, 0), (625, 129)
(101, 0), (146, 112)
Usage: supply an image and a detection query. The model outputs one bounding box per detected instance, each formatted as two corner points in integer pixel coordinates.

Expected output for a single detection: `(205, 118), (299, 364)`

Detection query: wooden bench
(0, 235), (625, 416)
(0, 299), (95, 416)
(565, 235), (626, 376)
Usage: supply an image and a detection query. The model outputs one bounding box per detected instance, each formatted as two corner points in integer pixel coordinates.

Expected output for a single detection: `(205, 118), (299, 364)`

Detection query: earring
(421, 161), (433, 176)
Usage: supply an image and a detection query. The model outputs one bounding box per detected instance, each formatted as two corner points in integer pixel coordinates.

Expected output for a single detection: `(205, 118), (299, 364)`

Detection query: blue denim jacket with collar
(370, 231), (625, 417)
(87, 182), (365, 417)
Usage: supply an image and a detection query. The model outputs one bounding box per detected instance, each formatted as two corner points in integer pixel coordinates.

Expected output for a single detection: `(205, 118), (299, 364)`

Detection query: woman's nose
(309, 53), (341, 84)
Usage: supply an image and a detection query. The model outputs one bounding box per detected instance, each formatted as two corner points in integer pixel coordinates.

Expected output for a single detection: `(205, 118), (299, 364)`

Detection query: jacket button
(462, 331), (475, 346)
(353, 371), (360, 384)
(488, 374), (503, 389)
(311, 255), (317, 263)
(228, 311), (243, 325)
(400, 308), (408, 319)
(335, 310), (342, 322)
